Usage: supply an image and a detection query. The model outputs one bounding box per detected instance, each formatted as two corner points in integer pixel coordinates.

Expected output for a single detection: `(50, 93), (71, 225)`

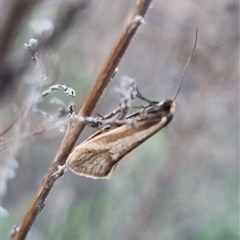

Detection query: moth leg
(86, 76), (138, 128)
(94, 77), (138, 122)
(85, 107), (123, 128)
(99, 107), (122, 120)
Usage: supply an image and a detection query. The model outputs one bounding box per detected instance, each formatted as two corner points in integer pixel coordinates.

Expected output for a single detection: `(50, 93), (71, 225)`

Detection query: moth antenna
(173, 28), (198, 100)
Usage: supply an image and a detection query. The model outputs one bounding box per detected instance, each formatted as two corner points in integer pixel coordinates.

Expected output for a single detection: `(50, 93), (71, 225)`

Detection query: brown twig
(12, 0), (153, 239)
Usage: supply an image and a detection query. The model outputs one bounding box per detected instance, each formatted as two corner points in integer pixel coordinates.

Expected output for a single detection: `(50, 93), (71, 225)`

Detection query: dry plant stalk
(12, 0), (153, 239)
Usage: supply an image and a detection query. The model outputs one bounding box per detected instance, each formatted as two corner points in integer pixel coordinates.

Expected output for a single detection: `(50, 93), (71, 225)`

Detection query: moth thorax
(162, 99), (176, 114)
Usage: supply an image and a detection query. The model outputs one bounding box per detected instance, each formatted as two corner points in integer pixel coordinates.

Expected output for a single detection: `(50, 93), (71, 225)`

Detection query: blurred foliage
(1, 0), (239, 240)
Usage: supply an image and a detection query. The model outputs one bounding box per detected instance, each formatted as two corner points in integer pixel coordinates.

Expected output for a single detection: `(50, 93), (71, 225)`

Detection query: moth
(66, 30), (198, 179)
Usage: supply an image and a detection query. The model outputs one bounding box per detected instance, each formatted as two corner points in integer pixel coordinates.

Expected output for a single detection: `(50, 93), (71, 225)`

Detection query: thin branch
(12, 1), (153, 239)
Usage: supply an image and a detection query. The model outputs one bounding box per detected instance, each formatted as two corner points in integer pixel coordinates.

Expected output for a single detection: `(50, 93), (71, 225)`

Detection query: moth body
(66, 99), (176, 179)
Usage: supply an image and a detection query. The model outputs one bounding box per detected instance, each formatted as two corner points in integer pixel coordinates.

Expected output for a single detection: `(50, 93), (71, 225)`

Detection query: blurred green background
(1, 0), (239, 239)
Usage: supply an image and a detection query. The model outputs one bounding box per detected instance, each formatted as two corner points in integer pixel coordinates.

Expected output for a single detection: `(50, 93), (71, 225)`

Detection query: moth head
(160, 99), (176, 114)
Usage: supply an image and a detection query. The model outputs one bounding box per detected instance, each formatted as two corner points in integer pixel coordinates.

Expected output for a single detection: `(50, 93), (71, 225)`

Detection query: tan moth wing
(66, 116), (170, 179)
